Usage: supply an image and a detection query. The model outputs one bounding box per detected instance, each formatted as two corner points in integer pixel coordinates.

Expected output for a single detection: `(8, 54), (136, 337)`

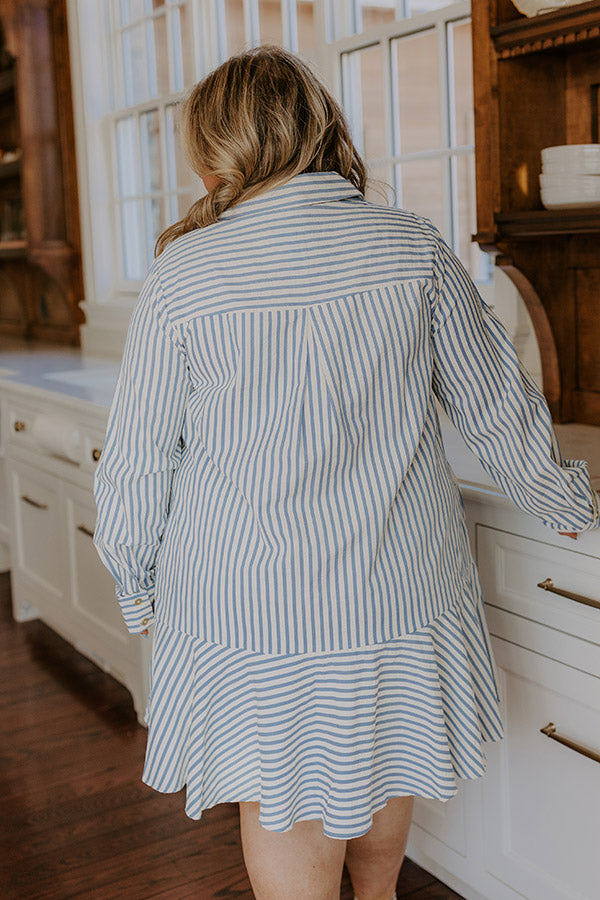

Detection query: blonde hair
(155, 45), (367, 255)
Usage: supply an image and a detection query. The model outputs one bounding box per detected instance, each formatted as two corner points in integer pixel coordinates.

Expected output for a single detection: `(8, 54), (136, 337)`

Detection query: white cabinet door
(65, 483), (130, 644)
(408, 787), (470, 874)
(483, 636), (600, 900)
(63, 480), (151, 722)
(8, 458), (67, 611)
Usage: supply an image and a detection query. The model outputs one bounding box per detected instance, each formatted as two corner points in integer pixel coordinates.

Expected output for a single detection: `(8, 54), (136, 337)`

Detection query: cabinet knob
(77, 524), (95, 539)
(13, 420), (26, 432)
(92, 447), (102, 461)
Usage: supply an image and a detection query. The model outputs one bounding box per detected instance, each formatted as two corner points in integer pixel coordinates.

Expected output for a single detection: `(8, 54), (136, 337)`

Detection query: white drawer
(80, 425), (106, 474)
(8, 458), (67, 603)
(64, 482), (131, 645)
(476, 524), (600, 645)
(483, 636), (600, 900)
(7, 397), (82, 467)
(6, 397), (42, 453)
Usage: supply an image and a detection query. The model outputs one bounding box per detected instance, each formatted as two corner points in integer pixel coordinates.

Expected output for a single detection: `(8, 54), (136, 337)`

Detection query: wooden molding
(492, 0), (600, 58)
(495, 257), (562, 419)
(495, 209), (600, 237)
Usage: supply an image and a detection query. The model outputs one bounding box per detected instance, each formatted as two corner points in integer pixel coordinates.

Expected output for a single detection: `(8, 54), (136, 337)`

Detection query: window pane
(343, 44), (387, 160)
(122, 24), (150, 105)
(449, 19), (473, 147)
(116, 117), (141, 197)
(171, 5), (196, 90)
(148, 14), (170, 95)
(120, 200), (146, 279)
(175, 192), (196, 219)
(327, 0), (459, 38)
(145, 196), (164, 260)
(225, 0), (246, 54)
(119, 0), (146, 26)
(365, 164), (395, 205)
(140, 110), (162, 193)
(396, 158), (444, 232)
(166, 104), (201, 193)
(259, 1), (283, 44)
(408, 0), (454, 15)
(455, 153), (490, 281)
(361, 3), (397, 30)
(297, 0), (316, 55)
(392, 30), (440, 154)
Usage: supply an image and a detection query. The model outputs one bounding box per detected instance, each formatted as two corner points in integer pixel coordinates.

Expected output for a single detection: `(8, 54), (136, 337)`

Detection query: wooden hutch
(472, 0), (600, 426)
(0, 0), (83, 344)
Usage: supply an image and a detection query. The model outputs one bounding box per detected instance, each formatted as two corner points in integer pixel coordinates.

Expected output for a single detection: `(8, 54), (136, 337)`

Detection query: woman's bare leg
(238, 801), (347, 900)
(344, 795), (415, 900)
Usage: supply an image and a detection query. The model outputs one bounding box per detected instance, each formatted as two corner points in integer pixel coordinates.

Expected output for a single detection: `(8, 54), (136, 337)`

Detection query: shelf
(0, 240), (27, 258)
(0, 159), (21, 180)
(0, 69), (15, 96)
(494, 208), (600, 236)
(491, 0), (600, 58)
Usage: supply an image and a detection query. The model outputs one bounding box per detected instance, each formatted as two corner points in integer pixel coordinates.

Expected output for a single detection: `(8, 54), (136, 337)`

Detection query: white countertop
(1, 339), (599, 501)
(0, 339), (119, 411)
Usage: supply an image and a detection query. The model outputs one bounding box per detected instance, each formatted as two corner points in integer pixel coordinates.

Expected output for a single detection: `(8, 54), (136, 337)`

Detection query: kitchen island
(0, 338), (598, 900)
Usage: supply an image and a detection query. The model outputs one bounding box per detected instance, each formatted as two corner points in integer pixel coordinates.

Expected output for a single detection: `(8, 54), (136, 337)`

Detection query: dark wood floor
(0, 572), (465, 900)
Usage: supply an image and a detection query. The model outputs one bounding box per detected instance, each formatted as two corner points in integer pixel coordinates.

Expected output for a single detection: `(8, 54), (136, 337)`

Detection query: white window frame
(68, 0), (333, 357)
(329, 0), (491, 291)
(67, 0), (490, 357)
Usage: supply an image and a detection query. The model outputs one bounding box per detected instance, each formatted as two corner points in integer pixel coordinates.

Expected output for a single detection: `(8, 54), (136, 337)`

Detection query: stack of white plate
(540, 145), (600, 210)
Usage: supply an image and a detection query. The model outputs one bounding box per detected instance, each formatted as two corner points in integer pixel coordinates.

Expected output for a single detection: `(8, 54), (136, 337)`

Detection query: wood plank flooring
(0, 572), (465, 900)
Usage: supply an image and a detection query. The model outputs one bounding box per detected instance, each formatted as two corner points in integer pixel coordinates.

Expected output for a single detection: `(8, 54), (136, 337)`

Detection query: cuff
(543, 460), (600, 533)
(117, 591), (155, 634)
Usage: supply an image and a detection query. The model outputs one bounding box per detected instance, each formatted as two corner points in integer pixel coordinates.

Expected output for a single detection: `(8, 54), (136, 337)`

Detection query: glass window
(224, 0), (247, 54)
(342, 43), (387, 159)
(259, 0), (284, 44)
(327, 0), (458, 41)
(396, 158), (444, 232)
(392, 30), (440, 155)
(78, 1), (489, 300)
(297, 0), (317, 55)
(449, 18), (473, 147)
(340, 9), (491, 282)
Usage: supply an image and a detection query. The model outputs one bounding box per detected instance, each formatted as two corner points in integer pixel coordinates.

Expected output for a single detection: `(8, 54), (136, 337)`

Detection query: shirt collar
(218, 170), (364, 221)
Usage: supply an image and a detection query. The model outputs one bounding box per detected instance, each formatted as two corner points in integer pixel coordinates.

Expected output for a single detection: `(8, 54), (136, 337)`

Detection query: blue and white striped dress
(93, 171), (599, 838)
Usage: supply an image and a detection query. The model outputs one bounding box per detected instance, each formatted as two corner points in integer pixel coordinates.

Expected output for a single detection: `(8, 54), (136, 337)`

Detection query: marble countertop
(1, 339), (599, 500)
(0, 339), (120, 411)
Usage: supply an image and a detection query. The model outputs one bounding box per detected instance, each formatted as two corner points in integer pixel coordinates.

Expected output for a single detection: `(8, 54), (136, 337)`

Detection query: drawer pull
(21, 494), (48, 510)
(540, 722), (600, 764)
(537, 577), (600, 611)
(77, 524), (94, 538)
(92, 448), (102, 461)
(13, 420), (26, 432)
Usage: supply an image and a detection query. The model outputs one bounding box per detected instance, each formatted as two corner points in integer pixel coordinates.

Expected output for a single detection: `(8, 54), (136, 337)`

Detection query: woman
(93, 46), (599, 900)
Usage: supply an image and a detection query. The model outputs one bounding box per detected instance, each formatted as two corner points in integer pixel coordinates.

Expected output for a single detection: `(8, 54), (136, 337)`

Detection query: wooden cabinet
(2, 385), (151, 722)
(0, 0), (84, 344)
(472, 0), (600, 425)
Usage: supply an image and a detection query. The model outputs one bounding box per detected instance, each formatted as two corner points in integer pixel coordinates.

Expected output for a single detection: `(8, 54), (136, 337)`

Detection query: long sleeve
(428, 227), (599, 534)
(93, 262), (191, 633)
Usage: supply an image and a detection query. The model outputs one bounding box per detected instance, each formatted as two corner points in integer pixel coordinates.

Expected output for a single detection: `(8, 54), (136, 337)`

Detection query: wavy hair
(155, 45), (367, 254)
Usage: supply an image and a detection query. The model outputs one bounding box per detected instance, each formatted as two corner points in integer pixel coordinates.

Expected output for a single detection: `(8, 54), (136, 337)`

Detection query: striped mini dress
(92, 172), (600, 838)
(140, 583), (504, 838)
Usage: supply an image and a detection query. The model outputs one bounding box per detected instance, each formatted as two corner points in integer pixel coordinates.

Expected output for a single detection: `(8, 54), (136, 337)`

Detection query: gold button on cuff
(134, 598), (143, 605)
(142, 618), (149, 626)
